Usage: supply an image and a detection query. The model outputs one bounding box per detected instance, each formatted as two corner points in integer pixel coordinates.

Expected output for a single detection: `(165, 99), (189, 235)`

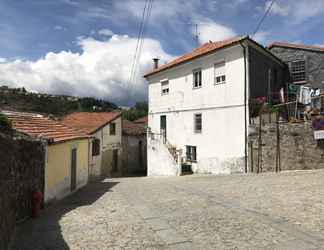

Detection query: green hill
(0, 86), (118, 116)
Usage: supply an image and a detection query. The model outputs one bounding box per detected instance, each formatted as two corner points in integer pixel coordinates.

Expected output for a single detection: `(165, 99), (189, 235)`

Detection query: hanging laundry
(298, 86), (311, 105)
(279, 88), (285, 103)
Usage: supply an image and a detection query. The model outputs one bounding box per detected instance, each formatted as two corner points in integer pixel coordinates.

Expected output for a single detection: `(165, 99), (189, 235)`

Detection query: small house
(122, 119), (147, 175)
(62, 112), (122, 177)
(3, 110), (91, 203)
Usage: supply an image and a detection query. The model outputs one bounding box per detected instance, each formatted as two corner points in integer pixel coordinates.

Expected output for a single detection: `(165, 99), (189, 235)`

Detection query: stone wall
(249, 121), (324, 172)
(269, 46), (324, 89)
(0, 131), (45, 250)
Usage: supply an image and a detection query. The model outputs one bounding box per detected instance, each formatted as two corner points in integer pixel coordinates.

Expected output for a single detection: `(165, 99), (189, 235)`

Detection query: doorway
(112, 149), (118, 172)
(71, 148), (77, 191)
(160, 115), (166, 141)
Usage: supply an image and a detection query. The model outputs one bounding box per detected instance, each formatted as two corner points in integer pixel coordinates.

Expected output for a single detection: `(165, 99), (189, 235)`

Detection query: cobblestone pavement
(12, 170), (324, 250)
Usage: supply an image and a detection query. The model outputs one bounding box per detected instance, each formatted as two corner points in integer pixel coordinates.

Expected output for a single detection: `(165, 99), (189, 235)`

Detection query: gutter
(239, 40), (248, 174)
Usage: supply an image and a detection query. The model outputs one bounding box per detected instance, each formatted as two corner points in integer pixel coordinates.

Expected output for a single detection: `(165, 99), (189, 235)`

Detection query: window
(92, 138), (100, 156)
(186, 145), (197, 162)
(193, 69), (202, 88)
(110, 122), (116, 135)
(161, 80), (169, 95)
(291, 60), (306, 82)
(214, 61), (226, 84)
(194, 113), (202, 133)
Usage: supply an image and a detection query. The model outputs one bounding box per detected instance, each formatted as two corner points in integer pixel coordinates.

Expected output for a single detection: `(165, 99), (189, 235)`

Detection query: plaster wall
(45, 139), (89, 203)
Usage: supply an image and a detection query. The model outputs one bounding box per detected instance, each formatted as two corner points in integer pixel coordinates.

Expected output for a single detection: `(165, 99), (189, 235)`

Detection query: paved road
(13, 170), (324, 249)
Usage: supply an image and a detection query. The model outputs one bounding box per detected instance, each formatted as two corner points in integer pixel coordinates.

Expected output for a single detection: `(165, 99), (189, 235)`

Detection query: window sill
(193, 86), (202, 90)
(214, 81), (226, 85)
(293, 80), (307, 85)
(161, 93), (169, 96)
(194, 131), (202, 134)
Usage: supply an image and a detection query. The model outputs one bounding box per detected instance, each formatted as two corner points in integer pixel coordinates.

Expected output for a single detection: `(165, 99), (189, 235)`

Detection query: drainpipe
(239, 40), (248, 173)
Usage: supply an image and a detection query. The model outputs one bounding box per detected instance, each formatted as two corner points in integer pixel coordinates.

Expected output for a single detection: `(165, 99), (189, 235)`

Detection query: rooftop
(133, 116), (148, 125)
(62, 111), (121, 135)
(268, 42), (324, 53)
(122, 119), (146, 136)
(2, 110), (89, 143)
(144, 36), (246, 78)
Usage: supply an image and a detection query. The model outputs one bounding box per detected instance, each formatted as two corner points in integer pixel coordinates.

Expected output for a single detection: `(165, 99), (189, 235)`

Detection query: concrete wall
(0, 131), (45, 250)
(89, 116), (122, 177)
(147, 135), (180, 176)
(147, 45), (247, 175)
(45, 139), (89, 203)
(269, 46), (324, 89)
(122, 135), (147, 175)
(249, 121), (324, 172)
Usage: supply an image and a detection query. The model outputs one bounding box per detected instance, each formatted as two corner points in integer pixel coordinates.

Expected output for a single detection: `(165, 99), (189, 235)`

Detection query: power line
(127, 0), (153, 104)
(252, 0), (276, 38)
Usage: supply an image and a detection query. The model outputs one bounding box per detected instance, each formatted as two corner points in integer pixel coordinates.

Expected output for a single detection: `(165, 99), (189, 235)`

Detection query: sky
(1, 0), (324, 106)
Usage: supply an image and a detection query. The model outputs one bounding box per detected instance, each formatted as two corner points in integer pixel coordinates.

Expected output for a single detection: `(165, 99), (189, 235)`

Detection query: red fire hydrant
(32, 191), (43, 218)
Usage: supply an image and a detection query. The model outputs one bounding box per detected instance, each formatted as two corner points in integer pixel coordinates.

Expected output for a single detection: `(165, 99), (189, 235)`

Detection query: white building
(144, 36), (285, 176)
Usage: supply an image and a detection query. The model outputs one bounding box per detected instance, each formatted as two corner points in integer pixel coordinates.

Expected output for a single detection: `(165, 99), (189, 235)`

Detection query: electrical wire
(252, 0), (276, 38)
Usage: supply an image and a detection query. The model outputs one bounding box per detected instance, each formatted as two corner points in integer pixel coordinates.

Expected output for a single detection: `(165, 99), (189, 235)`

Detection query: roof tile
(144, 36), (245, 77)
(2, 111), (89, 143)
(62, 112), (121, 134)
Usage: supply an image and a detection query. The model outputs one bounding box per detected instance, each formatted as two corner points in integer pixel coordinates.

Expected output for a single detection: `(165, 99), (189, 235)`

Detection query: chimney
(153, 58), (159, 69)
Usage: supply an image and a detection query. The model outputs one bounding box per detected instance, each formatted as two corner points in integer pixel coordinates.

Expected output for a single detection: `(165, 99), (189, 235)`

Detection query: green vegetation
(0, 113), (12, 130)
(0, 87), (118, 116)
(122, 102), (148, 121)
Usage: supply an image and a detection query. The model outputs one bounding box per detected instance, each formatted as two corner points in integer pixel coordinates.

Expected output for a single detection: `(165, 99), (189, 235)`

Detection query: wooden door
(112, 149), (118, 172)
(71, 148), (77, 191)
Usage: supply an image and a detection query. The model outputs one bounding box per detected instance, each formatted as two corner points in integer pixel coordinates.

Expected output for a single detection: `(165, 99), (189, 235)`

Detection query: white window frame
(161, 79), (169, 95)
(290, 60), (306, 83)
(214, 61), (226, 85)
(193, 68), (202, 89)
(194, 113), (202, 133)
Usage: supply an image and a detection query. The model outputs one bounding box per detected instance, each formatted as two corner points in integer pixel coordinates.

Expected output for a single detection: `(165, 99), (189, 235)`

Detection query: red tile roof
(268, 42), (324, 52)
(122, 120), (146, 136)
(133, 116), (148, 125)
(62, 112), (121, 135)
(2, 111), (89, 143)
(144, 36), (246, 77)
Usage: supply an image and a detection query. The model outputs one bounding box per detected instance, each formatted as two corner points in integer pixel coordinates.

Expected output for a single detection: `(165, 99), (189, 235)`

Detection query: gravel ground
(12, 170), (324, 249)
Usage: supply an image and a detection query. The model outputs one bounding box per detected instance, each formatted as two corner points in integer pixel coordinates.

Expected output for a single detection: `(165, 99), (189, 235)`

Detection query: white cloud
(0, 34), (174, 105)
(54, 25), (66, 31)
(194, 21), (237, 44)
(265, 1), (289, 16)
(253, 31), (269, 44)
(0, 57), (7, 63)
(265, 0), (324, 24)
(98, 29), (114, 37)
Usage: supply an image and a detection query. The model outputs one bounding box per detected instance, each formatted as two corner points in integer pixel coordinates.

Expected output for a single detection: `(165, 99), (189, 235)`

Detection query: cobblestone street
(13, 170), (324, 249)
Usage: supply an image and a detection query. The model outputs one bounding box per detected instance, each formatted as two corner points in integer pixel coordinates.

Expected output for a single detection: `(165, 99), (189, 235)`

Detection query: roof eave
(144, 36), (248, 78)
(88, 113), (122, 135)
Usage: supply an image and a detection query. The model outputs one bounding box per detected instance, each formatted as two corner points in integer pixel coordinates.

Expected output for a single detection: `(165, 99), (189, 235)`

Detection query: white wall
(147, 45), (247, 175)
(89, 117), (122, 177)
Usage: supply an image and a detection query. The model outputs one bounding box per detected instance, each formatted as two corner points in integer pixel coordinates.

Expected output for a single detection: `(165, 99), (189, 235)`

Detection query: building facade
(268, 42), (324, 89)
(144, 36), (285, 176)
(62, 112), (123, 178)
(122, 119), (147, 175)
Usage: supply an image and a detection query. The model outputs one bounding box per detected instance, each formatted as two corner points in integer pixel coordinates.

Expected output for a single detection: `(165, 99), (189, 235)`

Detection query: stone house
(122, 119), (147, 175)
(62, 112), (122, 177)
(144, 36), (285, 176)
(268, 42), (324, 89)
(2, 110), (91, 203)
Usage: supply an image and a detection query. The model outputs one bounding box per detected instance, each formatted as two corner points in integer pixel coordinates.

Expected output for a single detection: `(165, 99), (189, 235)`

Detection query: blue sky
(1, 0), (324, 105)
